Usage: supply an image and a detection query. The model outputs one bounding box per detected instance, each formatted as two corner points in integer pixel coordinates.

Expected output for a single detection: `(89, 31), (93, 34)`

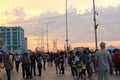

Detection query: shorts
(82, 69), (86, 74)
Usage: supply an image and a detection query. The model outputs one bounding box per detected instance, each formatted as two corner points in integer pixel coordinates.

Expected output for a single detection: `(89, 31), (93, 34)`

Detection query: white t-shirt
(75, 56), (79, 61)
(14, 55), (21, 61)
(9, 55), (13, 62)
(95, 50), (111, 70)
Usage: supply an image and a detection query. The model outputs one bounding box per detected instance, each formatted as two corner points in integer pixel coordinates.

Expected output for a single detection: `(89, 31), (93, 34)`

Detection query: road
(0, 63), (119, 80)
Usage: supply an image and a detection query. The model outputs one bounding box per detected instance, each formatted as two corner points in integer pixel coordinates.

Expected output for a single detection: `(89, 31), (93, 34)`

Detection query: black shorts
(82, 69), (86, 74)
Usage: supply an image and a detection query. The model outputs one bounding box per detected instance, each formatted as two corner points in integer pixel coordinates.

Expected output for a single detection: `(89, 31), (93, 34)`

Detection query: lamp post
(93, 0), (98, 50)
(65, 0), (69, 54)
(35, 27), (44, 52)
(39, 21), (55, 52)
(41, 29), (45, 52)
(34, 28), (40, 48)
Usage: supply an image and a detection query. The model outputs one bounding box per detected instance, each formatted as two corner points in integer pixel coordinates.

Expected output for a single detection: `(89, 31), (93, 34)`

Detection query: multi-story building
(24, 37), (27, 52)
(0, 26), (26, 54)
(0, 32), (2, 49)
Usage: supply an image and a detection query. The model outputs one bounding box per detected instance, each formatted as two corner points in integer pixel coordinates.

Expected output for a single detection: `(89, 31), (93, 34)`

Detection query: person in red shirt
(113, 49), (120, 75)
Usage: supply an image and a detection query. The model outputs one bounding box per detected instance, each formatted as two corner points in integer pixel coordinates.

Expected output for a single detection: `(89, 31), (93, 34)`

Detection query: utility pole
(35, 28), (42, 50)
(41, 29), (44, 52)
(65, 0), (69, 54)
(93, 0), (98, 50)
(53, 39), (58, 53)
(34, 32), (39, 49)
(39, 21), (55, 52)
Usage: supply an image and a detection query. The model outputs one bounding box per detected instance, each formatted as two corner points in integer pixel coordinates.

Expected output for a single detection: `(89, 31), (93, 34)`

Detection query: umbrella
(0, 50), (8, 55)
(106, 45), (118, 50)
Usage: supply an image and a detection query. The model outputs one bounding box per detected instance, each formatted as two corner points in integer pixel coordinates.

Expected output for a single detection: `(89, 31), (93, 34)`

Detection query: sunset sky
(0, 0), (120, 51)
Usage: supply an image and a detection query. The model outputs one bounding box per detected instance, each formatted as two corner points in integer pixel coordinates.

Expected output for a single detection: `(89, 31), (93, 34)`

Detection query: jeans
(71, 67), (77, 77)
(31, 63), (36, 76)
(98, 70), (110, 80)
(15, 61), (19, 72)
(25, 63), (32, 78)
(22, 63), (25, 78)
(37, 63), (42, 76)
(6, 70), (11, 80)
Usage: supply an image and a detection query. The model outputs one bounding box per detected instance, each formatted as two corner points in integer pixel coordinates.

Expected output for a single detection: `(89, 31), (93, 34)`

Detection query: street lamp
(35, 27), (44, 52)
(65, 0), (69, 54)
(93, 0), (98, 50)
(39, 21), (55, 52)
(40, 29), (45, 52)
(34, 32), (40, 51)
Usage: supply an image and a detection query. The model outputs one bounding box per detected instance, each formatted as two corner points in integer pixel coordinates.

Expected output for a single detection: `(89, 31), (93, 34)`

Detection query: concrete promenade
(0, 63), (119, 80)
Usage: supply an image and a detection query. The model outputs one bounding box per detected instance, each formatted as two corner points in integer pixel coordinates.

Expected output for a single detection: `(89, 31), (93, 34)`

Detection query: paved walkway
(0, 63), (119, 80)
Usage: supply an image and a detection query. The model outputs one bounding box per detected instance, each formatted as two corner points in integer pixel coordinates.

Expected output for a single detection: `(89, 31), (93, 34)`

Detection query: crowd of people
(0, 51), (67, 80)
(0, 42), (120, 80)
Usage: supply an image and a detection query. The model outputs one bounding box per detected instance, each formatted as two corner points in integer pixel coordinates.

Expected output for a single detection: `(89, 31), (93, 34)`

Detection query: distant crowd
(0, 43), (120, 80)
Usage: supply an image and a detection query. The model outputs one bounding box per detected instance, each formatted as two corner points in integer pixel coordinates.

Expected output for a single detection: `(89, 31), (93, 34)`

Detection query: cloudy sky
(0, 0), (120, 51)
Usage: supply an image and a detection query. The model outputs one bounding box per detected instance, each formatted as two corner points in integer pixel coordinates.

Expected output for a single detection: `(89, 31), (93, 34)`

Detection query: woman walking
(36, 54), (42, 76)
(1, 55), (13, 80)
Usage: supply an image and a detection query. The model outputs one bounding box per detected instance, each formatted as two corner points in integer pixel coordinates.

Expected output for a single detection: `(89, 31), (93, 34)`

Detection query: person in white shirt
(95, 42), (114, 80)
(14, 53), (21, 72)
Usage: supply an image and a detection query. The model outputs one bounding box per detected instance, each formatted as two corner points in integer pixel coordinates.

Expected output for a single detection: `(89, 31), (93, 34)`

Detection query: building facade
(0, 32), (2, 49)
(0, 26), (26, 54)
(24, 37), (27, 52)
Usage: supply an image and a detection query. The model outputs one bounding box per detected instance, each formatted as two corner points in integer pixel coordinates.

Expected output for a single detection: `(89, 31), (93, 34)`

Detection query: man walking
(24, 53), (32, 79)
(30, 52), (36, 76)
(14, 53), (20, 72)
(95, 42), (113, 80)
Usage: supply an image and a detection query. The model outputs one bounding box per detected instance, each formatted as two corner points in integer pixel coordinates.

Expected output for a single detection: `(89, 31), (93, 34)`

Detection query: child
(81, 56), (86, 80)
(76, 57), (82, 80)
(89, 54), (94, 80)
(64, 56), (68, 67)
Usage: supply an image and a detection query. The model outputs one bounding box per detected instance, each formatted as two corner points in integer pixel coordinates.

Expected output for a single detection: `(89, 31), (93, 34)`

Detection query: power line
(99, 22), (120, 25)
(1, 13), (119, 26)
(0, 12), (93, 25)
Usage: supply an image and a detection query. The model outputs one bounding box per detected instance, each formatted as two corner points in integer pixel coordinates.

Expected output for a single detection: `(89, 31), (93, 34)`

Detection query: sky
(0, 0), (120, 51)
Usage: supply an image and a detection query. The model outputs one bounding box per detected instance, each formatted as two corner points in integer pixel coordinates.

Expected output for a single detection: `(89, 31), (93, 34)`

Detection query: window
(13, 28), (17, 30)
(13, 46), (17, 50)
(13, 41), (17, 45)
(7, 42), (11, 45)
(6, 29), (10, 31)
(7, 32), (10, 34)
(1, 29), (5, 31)
(13, 39), (17, 41)
(7, 47), (11, 50)
(7, 38), (10, 41)
(12, 32), (17, 34)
